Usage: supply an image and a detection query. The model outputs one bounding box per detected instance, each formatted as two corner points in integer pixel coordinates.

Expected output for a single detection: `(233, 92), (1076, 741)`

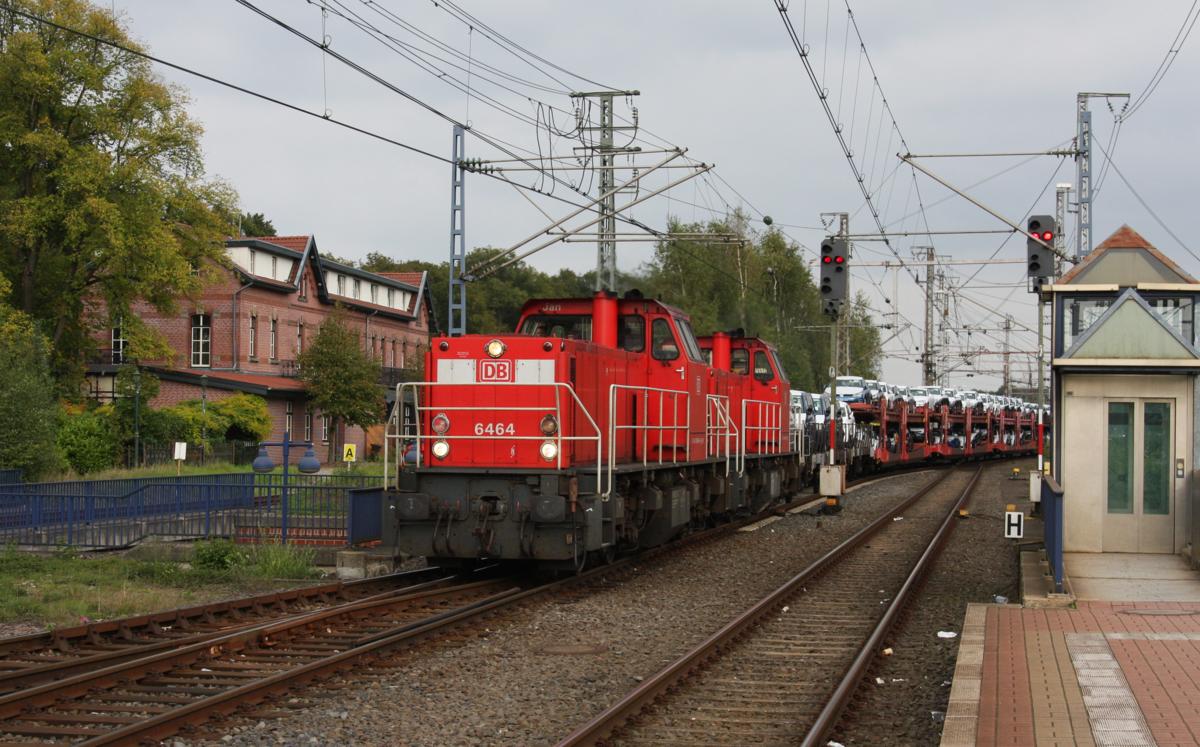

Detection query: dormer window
(371, 284), (379, 304)
(387, 288), (395, 307)
(271, 256), (278, 279)
(249, 249), (256, 274)
(353, 278), (361, 299)
(337, 274), (346, 295)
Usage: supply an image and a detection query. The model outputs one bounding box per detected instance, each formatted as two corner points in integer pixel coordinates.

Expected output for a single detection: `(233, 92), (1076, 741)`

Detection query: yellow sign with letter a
(343, 443), (357, 462)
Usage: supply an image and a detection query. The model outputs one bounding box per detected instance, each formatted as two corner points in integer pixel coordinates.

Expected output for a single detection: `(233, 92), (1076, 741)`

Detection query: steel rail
(555, 466), (974, 746)
(0, 565), (445, 660)
(801, 464), (983, 746)
(0, 571), (463, 693)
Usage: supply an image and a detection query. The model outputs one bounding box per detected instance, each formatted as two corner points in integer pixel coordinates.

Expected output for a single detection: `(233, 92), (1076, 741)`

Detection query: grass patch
(0, 541), (321, 628)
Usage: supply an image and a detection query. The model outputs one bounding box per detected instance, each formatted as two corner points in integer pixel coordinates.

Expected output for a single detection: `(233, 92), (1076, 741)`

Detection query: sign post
(173, 441), (187, 476)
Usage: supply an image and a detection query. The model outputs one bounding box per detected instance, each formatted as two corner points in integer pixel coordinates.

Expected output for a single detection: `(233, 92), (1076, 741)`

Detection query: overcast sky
(112, 0), (1200, 391)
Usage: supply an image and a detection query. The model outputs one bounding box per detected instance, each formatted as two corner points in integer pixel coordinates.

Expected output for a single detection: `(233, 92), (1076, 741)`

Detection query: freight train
(369, 290), (1043, 570)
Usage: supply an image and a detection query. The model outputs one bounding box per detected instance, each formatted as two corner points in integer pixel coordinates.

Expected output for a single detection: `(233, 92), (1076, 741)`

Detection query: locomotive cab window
(730, 349), (750, 374)
(675, 318), (706, 363)
(769, 349), (788, 383)
(519, 314), (593, 340)
(753, 350), (774, 382)
(618, 315), (645, 352)
(651, 318), (680, 360)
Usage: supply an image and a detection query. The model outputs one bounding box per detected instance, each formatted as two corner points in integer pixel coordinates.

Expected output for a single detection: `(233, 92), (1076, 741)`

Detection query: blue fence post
(1042, 475), (1065, 593)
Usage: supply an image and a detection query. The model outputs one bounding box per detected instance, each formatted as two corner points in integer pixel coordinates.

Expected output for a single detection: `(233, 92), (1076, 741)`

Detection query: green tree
(298, 307), (383, 461)
(0, 276), (61, 478)
(238, 212), (276, 237)
(0, 0), (237, 384)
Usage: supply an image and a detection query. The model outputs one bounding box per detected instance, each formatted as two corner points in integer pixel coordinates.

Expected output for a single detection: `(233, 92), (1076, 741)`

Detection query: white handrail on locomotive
(705, 394), (739, 476)
(739, 398), (786, 475)
(604, 384), (690, 500)
(389, 381), (603, 481)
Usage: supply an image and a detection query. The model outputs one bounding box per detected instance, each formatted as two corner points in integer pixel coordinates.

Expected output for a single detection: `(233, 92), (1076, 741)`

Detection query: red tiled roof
(377, 271), (425, 288)
(1093, 224), (1153, 251)
(245, 235), (311, 252)
(1059, 224), (1197, 285)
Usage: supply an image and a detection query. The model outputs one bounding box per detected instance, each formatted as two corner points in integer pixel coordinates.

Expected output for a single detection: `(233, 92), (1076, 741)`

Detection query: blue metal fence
(1041, 474), (1065, 593)
(0, 469), (23, 485)
(0, 473), (377, 548)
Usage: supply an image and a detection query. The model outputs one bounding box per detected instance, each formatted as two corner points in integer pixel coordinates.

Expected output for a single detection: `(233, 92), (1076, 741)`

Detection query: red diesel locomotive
(374, 290), (1043, 568)
(381, 291), (803, 569)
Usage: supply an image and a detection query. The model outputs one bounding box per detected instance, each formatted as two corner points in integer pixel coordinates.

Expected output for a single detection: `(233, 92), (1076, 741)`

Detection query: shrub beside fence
(0, 472), (377, 549)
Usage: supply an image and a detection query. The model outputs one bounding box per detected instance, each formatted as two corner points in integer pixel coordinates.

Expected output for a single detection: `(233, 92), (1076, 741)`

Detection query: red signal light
(1042, 231), (1054, 241)
(822, 256), (832, 263)
(835, 256), (845, 264)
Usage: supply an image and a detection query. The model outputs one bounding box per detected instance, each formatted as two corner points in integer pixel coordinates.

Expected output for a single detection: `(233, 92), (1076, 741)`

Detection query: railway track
(0, 464), (963, 745)
(0, 566), (453, 696)
(557, 464), (983, 747)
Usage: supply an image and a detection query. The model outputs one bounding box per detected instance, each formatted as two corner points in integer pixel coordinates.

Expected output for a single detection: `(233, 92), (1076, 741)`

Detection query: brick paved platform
(942, 602), (1200, 746)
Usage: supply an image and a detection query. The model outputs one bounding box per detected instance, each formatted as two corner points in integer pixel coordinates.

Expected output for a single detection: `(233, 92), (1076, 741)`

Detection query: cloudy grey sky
(112, 0), (1199, 390)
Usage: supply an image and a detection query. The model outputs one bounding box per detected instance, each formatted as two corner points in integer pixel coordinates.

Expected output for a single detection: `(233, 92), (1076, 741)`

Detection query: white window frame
(248, 314), (257, 359)
(249, 249), (256, 274)
(353, 278), (361, 299)
(111, 323), (127, 364)
(269, 318), (277, 360)
(191, 314), (211, 368)
(285, 401), (293, 437)
(271, 255), (278, 280)
(387, 288), (395, 307)
(296, 321), (304, 357)
(337, 274), (346, 295)
(321, 415), (330, 443)
(371, 284), (379, 304)
(304, 409), (313, 442)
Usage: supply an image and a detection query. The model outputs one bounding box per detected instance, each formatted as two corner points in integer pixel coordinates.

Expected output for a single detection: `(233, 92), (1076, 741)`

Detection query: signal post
(819, 216), (850, 507)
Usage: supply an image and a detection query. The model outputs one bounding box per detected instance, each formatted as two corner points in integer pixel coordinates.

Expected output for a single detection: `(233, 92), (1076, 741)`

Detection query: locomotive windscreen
(519, 315), (592, 339)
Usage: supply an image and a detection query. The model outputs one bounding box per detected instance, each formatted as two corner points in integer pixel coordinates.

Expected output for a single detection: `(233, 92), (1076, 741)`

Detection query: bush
(57, 411), (118, 474)
(192, 539), (246, 571)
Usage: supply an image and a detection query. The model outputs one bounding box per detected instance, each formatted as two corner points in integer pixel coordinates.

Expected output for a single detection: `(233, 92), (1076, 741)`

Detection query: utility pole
(571, 90), (640, 291)
(447, 125), (467, 336)
(919, 246), (936, 385)
(1055, 184), (1071, 277)
(1076, 92), (1128, 258)
(1003, 315), (1012, 396)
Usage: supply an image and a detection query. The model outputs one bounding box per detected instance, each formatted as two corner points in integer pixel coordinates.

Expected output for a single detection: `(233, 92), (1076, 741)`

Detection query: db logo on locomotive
(477, 359), (514, 382)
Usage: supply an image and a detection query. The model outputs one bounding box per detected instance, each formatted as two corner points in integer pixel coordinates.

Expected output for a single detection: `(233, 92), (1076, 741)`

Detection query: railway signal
(820, 237), (849, 317)
(1026, 215), (1056, 290)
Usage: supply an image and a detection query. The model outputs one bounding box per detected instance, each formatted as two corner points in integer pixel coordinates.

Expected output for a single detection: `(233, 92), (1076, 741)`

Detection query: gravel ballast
(829, 459), (1033, 746)
(185, 470), (940, 746)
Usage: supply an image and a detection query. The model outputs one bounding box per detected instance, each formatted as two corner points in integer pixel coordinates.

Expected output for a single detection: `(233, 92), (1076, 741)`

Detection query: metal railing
(741, 399), (785, 463)
(706, 395), (738, 475)
(0, 469), (22, 485)
(606, 385), (690, 498)
(0, 473), (374, 548)
(391, 380), (602, 477)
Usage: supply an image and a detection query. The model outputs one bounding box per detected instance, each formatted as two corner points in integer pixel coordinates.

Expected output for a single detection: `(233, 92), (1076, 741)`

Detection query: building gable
(1063, 288), (1199, 361)
(1058, 225), (1195, 286)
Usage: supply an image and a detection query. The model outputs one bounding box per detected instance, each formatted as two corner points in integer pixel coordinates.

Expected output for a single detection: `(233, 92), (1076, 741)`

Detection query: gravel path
(182, 469), (938, 746)
(829, 459), (1033, 746)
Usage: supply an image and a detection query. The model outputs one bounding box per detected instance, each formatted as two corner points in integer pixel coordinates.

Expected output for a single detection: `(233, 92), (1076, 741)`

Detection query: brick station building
(85, 235), (433, 464)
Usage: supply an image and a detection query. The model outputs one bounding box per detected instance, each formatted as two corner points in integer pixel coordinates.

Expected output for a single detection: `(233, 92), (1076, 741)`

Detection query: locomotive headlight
(485, 339), (507, 358)
(431, 413), (450, 435)
(540, 414), (559, 436)
(539, 440), (559, 462)
(431, 440), (451, 460)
